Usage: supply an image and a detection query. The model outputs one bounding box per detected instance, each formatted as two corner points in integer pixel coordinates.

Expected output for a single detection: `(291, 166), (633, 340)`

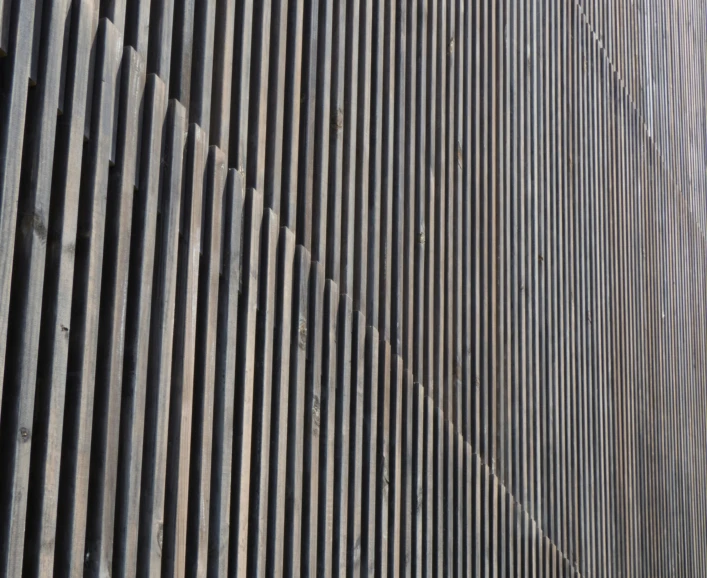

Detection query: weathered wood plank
(161, 122), (207, 578)
(230, 187), (264, 577)
(136, 98), (188, 578)
(360, 325), (379, 576)
(51, 19), (122, 577)
(184, 145), (227, 577)
(279, 243), (308, 576)
(266, 228), (296, 577)
(190, 0), (216, 131)
(317, 279), (339, 578)
(0, 2), (70, 575)
(0, 0), (38, 415)
(112, 73), (168, 578)
(207, 167), (245, 578)
(347, 310), (366, 577)
(209, 0), (236, 151)
(301, 259), (324, 577)
(84, 46), (146, 578)
(1, 0), (706, 575)
(244, 209), (279, 576)
(374, 341), (391, 578)
(332, 294), (353, 578)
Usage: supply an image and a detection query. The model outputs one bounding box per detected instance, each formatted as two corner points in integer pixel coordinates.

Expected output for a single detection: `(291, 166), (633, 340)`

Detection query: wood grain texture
(0, 0), (705, 576)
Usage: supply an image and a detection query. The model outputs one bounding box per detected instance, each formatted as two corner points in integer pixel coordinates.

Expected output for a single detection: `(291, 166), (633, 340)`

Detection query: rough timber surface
(1, 0), (707, 576)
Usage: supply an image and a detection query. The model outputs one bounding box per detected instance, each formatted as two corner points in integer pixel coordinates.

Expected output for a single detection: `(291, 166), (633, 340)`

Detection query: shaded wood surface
(1, 0), (707, 576)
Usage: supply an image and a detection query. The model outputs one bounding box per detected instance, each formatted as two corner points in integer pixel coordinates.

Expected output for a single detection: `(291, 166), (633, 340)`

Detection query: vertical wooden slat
(0, 0), (37, 416)
(244, 209), (279, 577)
(84, 46), (146, 578)
(52, 20), (122, 577)
(1, 0), (706, 575)
(281, 244), (309, 576)
(133, 98), (187, 578)
(207, 168), (245, 578)
(184, 145), (227, 577)
(0, 2), (69, 575)
(230, 187), (265, 577)
(111, 73), (168, 578)
(161, 122), (207, 578)
(317, 279), (339, 578)
(266, 229), (296, 576)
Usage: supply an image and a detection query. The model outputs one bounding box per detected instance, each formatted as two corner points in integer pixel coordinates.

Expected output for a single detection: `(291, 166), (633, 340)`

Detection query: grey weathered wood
(170, 0), (196, 109)
(147, 0), (176, 82)
(2, 0), (706, 575)
(311, 0), (333, 266)
(84, 46), (146, 578)
(266, 228), (296, 577)
(324, 0), (344, 284)
(0, 0), (37, 416)
(0, 0), (10, 57)
(366, 0), (383, 331)
(317, 279), (339, 578)
(230, 187), (264, 577)
(245, 0), (273, 195)
(19, 4), (96, 575)
(374, 340), (390, 577)
(190, 0), (216, 130)
(347, 311), (366, 577)
(339, 0), (360, 297)
(332, 294), (353, 578)
(162, 122), (207, 578)
(136, 98), (187, 578)
(263, 0), (290, 219)
(185, 145), (227, 577)
(112, 73), (168, 578)
(301, 259), (324, 577)
(244, 209), (279, 576)
(207, 167), (245, 578)
(125, 0), (152, 59)
(352, 0), (372, 317)
(388, 355), (403, 577)
(0, 1), (69, 575)
(52, 19), (122, 577)
(360, 325), (379, 576)
(281, 245), (310, 577)
(209, 0), (236, 152)
(296, 0), (319, 249)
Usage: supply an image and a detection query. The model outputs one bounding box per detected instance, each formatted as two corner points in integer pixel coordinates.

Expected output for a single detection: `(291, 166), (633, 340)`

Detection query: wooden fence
(1, 0), (706, 576)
